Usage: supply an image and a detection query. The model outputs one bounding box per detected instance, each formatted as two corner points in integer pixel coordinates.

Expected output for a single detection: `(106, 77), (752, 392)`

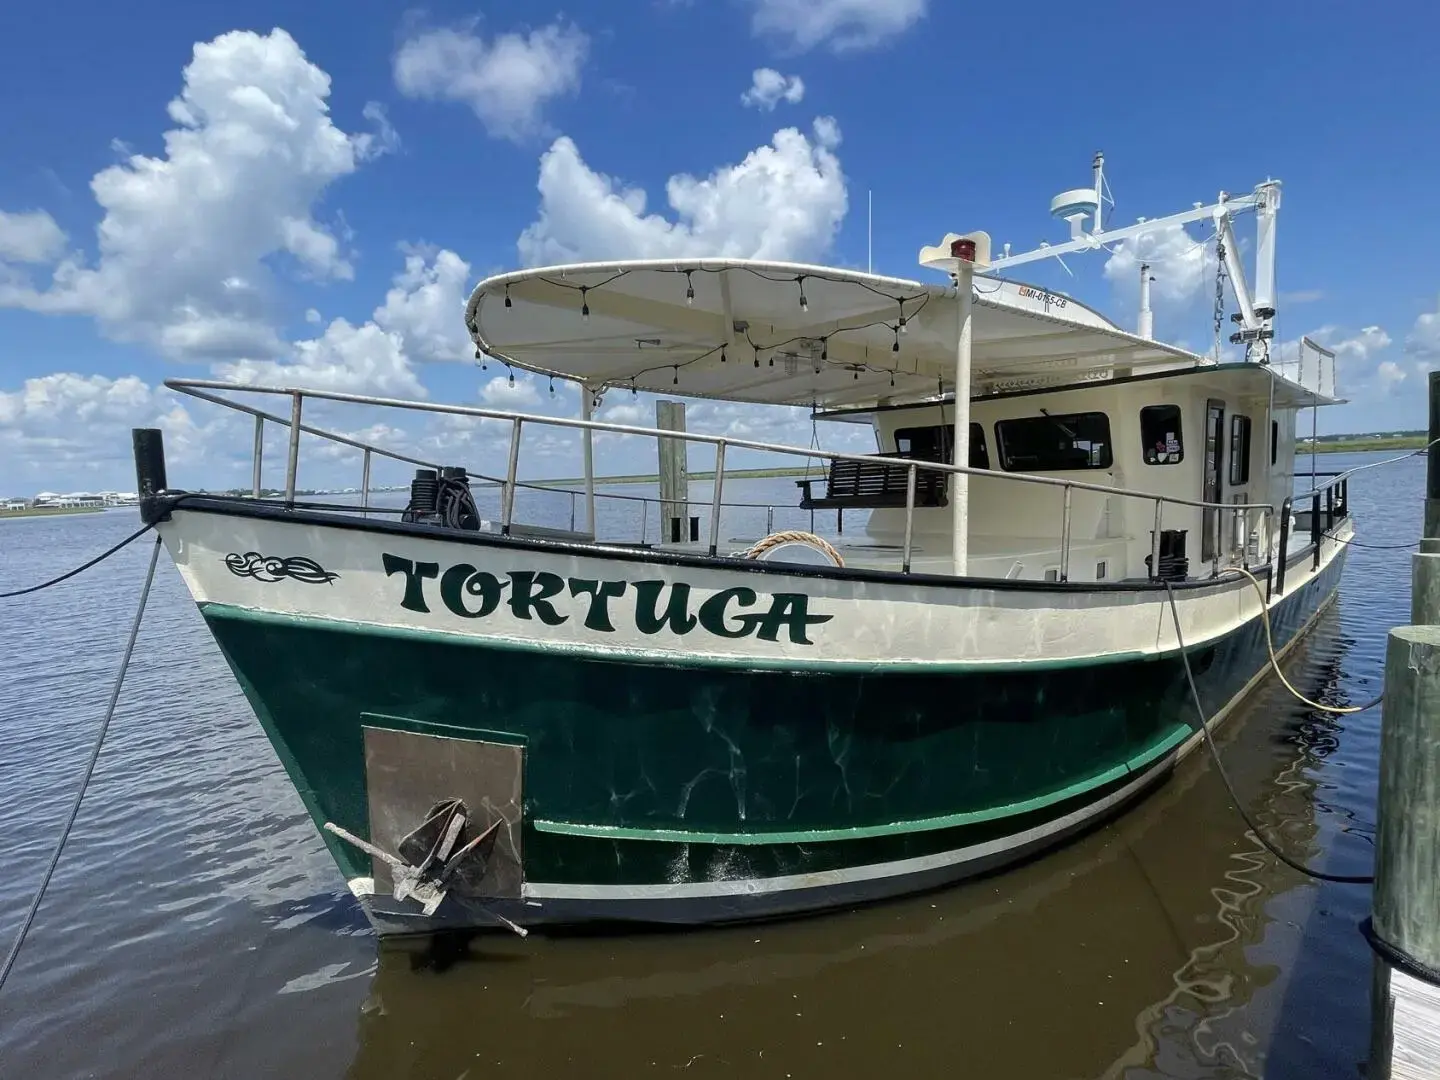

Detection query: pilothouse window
(1230, 415), (1252, 485)
(995, 412), (1113, 472)
(1140, 405), (1184, 465)
(894, 424), (989, 469)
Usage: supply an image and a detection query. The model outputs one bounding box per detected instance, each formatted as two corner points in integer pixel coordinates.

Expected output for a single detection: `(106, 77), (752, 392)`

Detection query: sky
(2, 0), (1438, 494)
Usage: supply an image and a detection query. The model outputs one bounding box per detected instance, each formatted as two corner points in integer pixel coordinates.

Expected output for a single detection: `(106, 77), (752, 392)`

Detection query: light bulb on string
(897, 299), (907, 334)
(548, 376), (555, 397)
(580, 286), (590, 322)
(892, 326), (901, 353)
(890, 371), (896, 388)
(720, 345), (727, 363)
(631, 381), (638, 397)
(673, 366), (679, 386)
(475, 346), (487, 371)
(797, 277), (808, 312)
(504, 285), (512, 309)
(685, 271), (694, 306)
(508, 367), (515, 387)
(753, 353), (759, 368)
(821, 339), (828, 362)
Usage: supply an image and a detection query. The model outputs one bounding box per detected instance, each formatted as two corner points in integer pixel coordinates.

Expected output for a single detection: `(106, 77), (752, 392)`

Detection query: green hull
(199, 551), (1342, 931)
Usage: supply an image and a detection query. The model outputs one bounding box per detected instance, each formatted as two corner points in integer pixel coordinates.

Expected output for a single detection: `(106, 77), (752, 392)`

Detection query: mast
(1137, 262), (1154, 339)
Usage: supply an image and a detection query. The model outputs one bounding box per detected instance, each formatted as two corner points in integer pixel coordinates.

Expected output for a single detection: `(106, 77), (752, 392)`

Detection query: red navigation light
(950, 238), (977, 262)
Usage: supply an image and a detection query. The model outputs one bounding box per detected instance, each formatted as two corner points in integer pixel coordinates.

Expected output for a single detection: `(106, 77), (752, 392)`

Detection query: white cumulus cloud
(517, 117), (847, 265)
(0, 210), (66, 263)
(1102, 223), (1216, 305)
(210, 247), (473, 398)
(212, 318), (425, 399)
(741, 68), (805, 110)
(394, 20), (588, 141)
(0, 28), (393, 362)
(1377, 360), (1406, 388)
(746, 0), (927, 52)
(1322, 324), (1391, 362)
(480, 374), (541, 407)
(373, 247), (474, 364)
(1406, 295), (1440, 365)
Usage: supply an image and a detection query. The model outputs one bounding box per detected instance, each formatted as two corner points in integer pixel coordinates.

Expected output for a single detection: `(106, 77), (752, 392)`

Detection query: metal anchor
(324, 800), (526, 935)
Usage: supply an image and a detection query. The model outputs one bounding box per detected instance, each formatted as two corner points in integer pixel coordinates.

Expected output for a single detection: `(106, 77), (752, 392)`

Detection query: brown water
(0, 452), (1407, 1079)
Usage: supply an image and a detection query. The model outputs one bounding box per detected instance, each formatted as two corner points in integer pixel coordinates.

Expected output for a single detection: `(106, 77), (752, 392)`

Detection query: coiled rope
(741, 530), (845, 567)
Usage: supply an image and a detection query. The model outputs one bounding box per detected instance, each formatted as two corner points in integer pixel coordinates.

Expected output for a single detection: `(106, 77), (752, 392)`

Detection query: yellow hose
(1222, 563), (1371, 715)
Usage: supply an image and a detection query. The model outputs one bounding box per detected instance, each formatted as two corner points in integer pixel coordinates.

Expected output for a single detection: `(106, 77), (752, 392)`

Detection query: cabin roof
(810, 362), (1343, 422)
(465, 259), (1223, 409)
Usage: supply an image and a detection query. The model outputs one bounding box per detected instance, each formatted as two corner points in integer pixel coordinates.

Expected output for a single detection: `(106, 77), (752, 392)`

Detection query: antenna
(1092, 151), (1105, 233)
(867, 189), (873, 274)
(1137, 262), (1154, 339)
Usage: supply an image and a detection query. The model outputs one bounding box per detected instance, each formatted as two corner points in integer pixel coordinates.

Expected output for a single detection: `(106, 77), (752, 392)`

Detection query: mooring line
(1163, 580), (1375, 886)
(1222, 565), (1383, 715)
(0, 522), (154, 599)
(0, 536), (162, 1002)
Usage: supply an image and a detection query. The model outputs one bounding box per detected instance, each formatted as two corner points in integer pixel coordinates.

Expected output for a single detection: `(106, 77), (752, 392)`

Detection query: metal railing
(165, 378), (1284, 583)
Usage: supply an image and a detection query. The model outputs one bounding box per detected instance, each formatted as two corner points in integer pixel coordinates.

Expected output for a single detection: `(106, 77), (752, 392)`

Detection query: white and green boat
(137, 160), (1353, 936)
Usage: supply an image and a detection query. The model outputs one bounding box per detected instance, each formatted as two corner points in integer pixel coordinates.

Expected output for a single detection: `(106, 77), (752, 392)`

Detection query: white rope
(741, 531), (845, 567)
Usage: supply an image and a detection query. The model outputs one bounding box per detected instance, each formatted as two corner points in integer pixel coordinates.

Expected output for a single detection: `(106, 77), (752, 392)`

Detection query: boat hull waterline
(158, 503), (1348, 935)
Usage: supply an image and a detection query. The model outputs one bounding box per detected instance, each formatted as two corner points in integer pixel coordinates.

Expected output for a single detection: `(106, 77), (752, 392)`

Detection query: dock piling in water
(1368, 369), (1440, 1078)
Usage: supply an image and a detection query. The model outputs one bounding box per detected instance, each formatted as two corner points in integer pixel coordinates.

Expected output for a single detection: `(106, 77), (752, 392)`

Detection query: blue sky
(1, 0), (1436, 493)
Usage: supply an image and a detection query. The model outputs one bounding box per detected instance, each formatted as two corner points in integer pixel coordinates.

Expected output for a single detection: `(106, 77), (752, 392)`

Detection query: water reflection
(343, 613), (1360, 1080)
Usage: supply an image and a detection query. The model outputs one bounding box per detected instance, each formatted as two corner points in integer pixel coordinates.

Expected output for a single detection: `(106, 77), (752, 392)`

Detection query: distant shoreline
(1300, 436), (1425, 454)
(0, 506), (107, 519)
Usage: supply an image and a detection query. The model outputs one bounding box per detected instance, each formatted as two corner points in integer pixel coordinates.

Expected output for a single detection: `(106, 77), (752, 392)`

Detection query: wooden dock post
(1369, 625), (1440, 1078)
(656, 400), (688, 544)
(1369, 369), (1440, 1078)
(1426, 370), (1440, 539)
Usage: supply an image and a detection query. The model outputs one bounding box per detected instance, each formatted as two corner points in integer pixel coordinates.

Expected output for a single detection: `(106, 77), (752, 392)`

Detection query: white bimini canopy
(464, 259), (1205, 409)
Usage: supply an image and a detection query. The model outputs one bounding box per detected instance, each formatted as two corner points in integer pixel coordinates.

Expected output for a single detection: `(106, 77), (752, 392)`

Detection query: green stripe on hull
(198, 556), (1340, 897)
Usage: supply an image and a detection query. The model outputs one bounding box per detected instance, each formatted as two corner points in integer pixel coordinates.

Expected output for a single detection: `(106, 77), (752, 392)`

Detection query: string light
(548, 376), (555, 397)
(631, 382), (638, 396)
(478, 269), (933, 393)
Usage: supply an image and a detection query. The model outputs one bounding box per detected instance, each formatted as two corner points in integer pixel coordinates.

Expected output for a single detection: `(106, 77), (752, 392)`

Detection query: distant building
(2, 499), (28, 512)
(33, 492), (105, 509)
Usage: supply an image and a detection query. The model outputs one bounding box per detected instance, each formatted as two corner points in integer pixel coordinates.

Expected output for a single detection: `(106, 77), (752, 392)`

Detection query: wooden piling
(656, 401), (688, 544)
(1368, 369), (1440, 1079)
(1370, 625), (1440, 1078)
(1426, 371), (1440, 539)
(1413, 553), (1440, 626)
